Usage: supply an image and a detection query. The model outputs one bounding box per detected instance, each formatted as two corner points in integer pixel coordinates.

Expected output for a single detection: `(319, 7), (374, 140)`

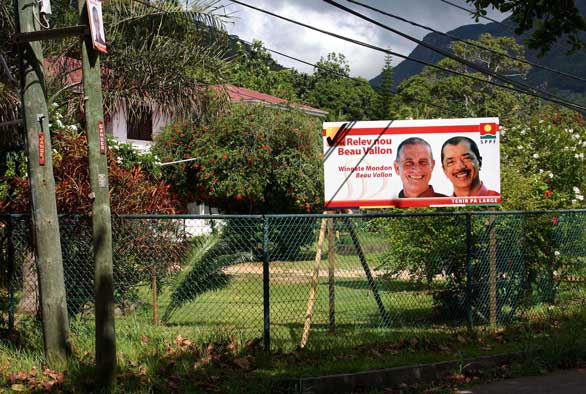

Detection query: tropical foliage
(0, 106), (181, 214)
(154, 102), (323, 214)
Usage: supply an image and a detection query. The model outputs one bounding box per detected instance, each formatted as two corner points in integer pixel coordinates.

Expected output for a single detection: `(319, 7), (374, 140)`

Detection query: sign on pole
(323, 118), (501, 209)
(86, 0), (107, 53)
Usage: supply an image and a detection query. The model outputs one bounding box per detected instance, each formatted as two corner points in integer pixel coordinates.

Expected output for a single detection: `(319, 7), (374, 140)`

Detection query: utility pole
(77, 0), (116, 388)
(15, 0), (71, 365)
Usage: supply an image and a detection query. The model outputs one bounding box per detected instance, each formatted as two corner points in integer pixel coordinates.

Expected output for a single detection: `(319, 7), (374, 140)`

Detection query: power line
(129, 0), (455, 114)
(439, 0), (576, 54)
(243, 40), (454, 113)
(227, 0), (586, 114)
(320, 0), (586, 113)
(346, 0), (586, 84)
(439, 0), (515, 31)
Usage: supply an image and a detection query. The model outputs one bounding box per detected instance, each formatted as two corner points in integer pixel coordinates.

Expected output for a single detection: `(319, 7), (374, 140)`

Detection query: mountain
(370, 1), (586, 94)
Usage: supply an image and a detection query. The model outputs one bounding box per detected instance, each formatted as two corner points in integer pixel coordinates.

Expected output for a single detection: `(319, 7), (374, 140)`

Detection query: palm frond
(162, 232), (254, 323)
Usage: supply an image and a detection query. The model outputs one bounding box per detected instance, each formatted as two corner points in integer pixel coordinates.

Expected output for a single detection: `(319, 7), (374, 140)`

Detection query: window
(127, 108), (152, 141)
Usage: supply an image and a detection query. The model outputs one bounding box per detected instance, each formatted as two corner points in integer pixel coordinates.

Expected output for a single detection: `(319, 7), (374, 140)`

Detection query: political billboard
(323, 118), (500, 209)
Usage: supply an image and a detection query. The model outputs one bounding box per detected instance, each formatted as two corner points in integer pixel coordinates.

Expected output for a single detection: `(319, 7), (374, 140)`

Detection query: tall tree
(226, 39), (299, 100)
(0, 0), (19, 138)
(397, 34), (535, 121)
(313, 52), (350, 81)
(38, 0), (233, 123)
(467, 0), (586, 54)
(307, 52), (378, 120)
(376, 53), (396, 119)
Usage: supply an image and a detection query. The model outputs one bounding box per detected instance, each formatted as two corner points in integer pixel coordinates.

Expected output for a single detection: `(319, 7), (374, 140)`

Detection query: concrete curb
(280, 352), (524, 394)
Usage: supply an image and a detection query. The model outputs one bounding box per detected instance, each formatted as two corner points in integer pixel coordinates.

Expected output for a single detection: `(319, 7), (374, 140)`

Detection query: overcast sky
(217, 0), (507, 79)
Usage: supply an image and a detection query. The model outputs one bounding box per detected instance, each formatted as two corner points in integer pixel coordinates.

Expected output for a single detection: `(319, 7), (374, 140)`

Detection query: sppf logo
(480, 123), (498, 140)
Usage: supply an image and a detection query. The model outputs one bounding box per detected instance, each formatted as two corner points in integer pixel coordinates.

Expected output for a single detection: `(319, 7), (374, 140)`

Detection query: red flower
(544, 189), (554, 198)
(552, 216), (558, 225)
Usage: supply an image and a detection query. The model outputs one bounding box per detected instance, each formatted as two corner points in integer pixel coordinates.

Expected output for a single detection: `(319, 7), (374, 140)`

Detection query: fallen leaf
(40, 380), (56, 390)
(234, 357), (252, 370)
(245, 338), (261, 351)
(11, 384), (27, 392)
(227, 337), (239, 354)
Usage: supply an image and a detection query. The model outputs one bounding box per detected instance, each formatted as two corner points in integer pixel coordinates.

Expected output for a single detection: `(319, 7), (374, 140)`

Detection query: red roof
(43, 57), (327, 117)
(213, 84), (328, 117)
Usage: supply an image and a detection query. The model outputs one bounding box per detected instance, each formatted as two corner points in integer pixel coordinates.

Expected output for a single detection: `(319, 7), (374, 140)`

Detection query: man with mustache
(394, 137), (446, 198)
(441, 136), (499, 197)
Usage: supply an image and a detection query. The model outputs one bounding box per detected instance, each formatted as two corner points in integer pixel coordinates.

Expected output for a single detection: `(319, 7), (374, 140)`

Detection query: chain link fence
(1, 211), (585, 351)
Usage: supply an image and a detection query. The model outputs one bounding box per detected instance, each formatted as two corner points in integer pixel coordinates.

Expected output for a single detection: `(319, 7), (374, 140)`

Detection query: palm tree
(0, 0), (20, 146)
(91, 0), (234, 120)
(2, 0), (234, 131)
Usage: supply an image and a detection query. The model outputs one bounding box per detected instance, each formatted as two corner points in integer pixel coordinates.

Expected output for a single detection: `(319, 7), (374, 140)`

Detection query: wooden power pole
(15, 0), (71, 365)
(77, 0), (117, 387)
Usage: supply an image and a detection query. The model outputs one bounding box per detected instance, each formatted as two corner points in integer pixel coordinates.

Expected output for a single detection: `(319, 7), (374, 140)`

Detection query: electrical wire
(320, 0), (586, 112)
(129, 0), (455, 114)
(439, 0), (576, 54)
(227, 0), (586, 114)
(439, 0), (514, 31)
(346, 0), (586, 84)
(240, 40), (454, 113)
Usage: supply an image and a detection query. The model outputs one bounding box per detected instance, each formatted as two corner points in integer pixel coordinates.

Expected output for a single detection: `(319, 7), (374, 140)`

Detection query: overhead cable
(227, 0), (586, 114)
(129, 0), (454, 113)
(240, 39), (453, 113)
(439, 0), (576, 54)
(320, 0), (586, 113)
(439, 0), (515, 31)
(346, 0), (586, 84)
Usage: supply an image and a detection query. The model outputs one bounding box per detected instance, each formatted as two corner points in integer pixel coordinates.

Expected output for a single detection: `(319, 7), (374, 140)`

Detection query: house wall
(105, 103), (171, 152)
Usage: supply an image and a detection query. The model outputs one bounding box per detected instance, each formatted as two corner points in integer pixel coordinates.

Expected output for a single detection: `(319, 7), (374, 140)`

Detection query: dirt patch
(222, 261), (390, 283)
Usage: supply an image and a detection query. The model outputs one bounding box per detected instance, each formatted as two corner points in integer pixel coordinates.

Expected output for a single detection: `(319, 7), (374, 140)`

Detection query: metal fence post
(262, 216), (270, 352)
(7, 216), (15, 332)
(465, 213), (473, 332)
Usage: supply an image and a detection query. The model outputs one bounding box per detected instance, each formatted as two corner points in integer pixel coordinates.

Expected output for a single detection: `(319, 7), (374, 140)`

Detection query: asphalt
(456, 369), (586, 394)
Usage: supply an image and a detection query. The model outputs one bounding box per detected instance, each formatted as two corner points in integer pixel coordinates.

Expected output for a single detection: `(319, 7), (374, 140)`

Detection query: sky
(216, 0), (507, 80)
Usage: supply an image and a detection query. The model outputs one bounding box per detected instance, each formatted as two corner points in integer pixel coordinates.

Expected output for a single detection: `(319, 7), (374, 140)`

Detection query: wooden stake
(300, 217), (328, 349)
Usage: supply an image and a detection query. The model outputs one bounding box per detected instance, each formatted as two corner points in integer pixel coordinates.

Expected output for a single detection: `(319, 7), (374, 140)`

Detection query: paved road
(456, 369), (586, 394)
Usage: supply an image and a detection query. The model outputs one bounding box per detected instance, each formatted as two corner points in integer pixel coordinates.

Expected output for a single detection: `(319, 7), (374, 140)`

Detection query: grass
(2, 261), (586, 393)
(3, 310), (586, 393)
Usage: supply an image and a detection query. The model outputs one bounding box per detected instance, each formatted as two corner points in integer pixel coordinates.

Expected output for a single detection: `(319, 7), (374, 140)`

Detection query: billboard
(323, 118), (500, 209)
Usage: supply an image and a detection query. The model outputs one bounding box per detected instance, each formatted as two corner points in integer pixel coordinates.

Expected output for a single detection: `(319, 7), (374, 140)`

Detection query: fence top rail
(2, 209), (586, 220)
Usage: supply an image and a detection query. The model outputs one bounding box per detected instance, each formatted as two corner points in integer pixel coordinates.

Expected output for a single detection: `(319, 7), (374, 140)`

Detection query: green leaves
(467, 0), (586, 54)
(154, 103), (323, 213)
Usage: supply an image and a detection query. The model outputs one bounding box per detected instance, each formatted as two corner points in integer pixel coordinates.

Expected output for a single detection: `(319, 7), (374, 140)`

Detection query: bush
(153, 103), (323, 214)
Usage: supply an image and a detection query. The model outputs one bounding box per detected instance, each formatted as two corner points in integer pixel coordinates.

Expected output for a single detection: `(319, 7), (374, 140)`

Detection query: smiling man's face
(442, 141), (481, 196)
(394, 143), (435, 197)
